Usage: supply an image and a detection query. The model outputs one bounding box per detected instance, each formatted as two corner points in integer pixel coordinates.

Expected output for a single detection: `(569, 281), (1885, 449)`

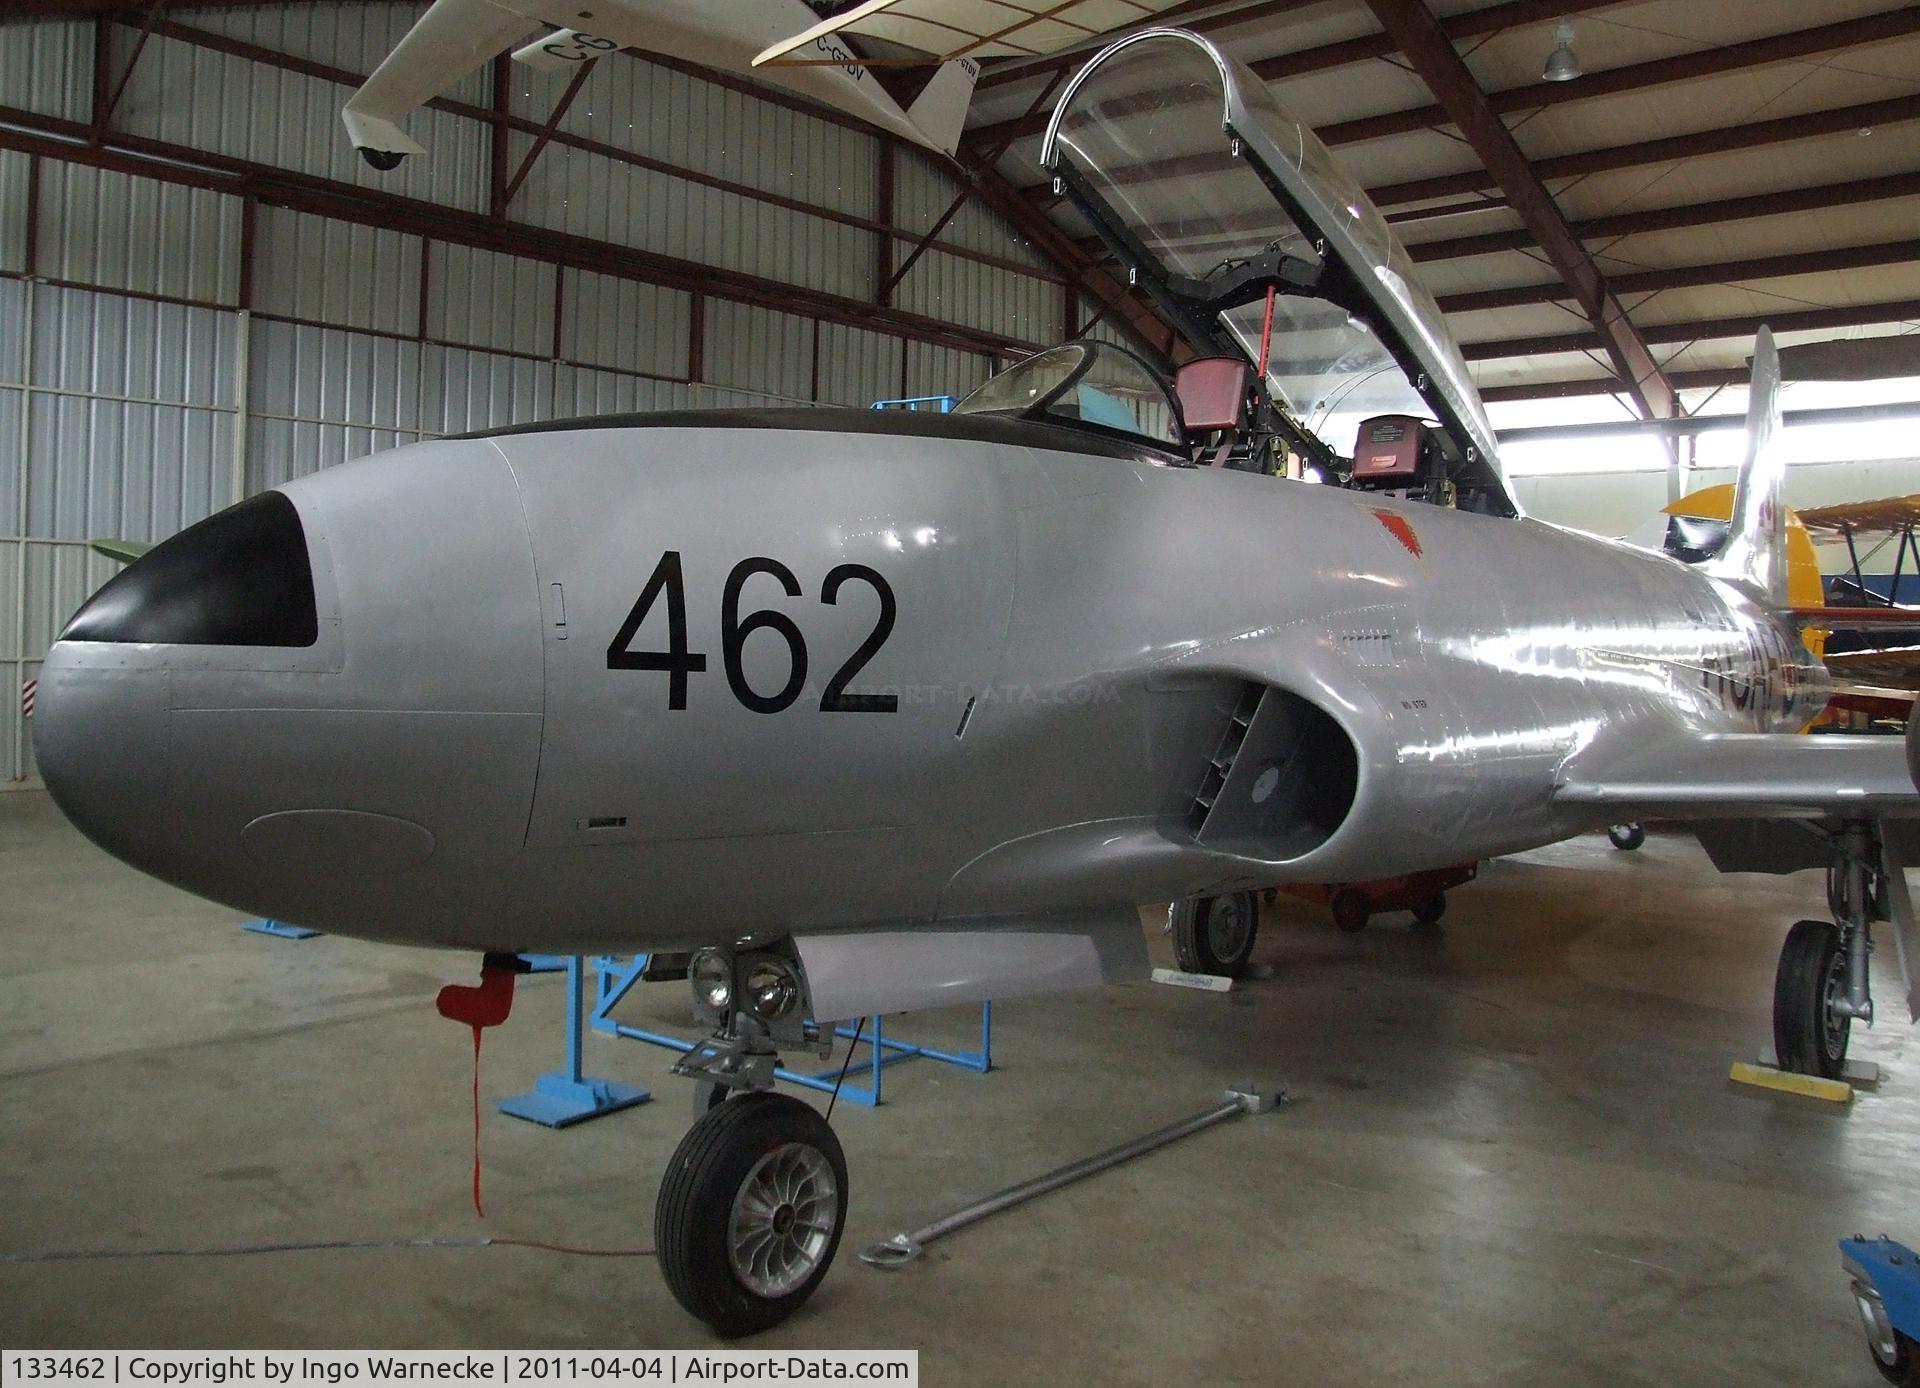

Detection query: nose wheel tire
(1607, 823), (1645, 851)
(1169, 891), (1260, 977)
(1773, 918), (1851, 1080)
(656, 1091), (847, 1338)
(1411, 894), (1447, 926)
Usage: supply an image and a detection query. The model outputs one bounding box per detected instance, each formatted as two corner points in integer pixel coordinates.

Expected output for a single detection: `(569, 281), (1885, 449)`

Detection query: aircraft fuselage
(34, 409), (1829, 953)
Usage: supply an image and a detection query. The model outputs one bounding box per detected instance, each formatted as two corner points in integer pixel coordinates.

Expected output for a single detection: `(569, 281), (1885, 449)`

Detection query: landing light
(744, 959), (801, 1021)
(690, 949), (732, 1012)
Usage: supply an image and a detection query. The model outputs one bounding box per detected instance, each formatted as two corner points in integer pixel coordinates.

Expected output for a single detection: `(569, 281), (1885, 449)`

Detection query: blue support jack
(242, 919), (320, 940)
(497, 957), (651, 1128)
(1842, 1235), (1920, 1384)
(519, 954), (570, 972)
(586, 955), (990, 1107)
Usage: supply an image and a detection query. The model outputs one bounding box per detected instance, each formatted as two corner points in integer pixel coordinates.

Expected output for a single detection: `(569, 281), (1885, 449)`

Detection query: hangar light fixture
(1542, 24), (1582, 83)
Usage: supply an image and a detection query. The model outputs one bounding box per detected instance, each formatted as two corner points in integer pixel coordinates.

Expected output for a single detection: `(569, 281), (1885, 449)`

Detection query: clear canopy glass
(954, 341), (1182, 448)
(1041, 29), (1514, 511)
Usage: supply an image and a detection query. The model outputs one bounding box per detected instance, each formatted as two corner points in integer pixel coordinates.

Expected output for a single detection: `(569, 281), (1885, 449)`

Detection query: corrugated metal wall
(0, 3), (1084, 786)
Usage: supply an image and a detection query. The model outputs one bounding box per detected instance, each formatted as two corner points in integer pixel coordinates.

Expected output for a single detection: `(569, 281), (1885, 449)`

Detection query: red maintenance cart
(1279, 862), (1479, 932)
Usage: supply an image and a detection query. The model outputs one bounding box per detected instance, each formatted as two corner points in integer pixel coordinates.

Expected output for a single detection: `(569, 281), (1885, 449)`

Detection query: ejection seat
(1174, 357), (1251, 468)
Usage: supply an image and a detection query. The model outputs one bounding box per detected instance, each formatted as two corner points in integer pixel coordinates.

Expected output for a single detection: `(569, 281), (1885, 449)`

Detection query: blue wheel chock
(242, 919), (321, 940)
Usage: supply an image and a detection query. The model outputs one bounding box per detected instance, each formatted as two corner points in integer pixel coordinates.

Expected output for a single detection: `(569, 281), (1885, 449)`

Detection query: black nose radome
(62, 491), (319, 648)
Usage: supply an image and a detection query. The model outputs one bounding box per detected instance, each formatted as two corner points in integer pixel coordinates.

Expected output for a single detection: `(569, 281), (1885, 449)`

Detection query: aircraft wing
(1827, 648), (1920, 691)
(343, 0), (539, 161)
(1553, 732), (1920, 821)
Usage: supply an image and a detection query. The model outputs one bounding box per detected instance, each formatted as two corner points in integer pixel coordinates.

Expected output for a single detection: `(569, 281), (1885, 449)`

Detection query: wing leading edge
(1554, 732), (1920, 821)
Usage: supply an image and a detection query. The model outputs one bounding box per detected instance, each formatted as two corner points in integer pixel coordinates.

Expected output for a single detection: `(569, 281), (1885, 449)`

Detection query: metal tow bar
(859, 1080), (1286, 1269)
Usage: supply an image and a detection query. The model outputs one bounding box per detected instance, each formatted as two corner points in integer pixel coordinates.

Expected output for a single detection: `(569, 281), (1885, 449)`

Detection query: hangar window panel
(427, 244), (556, 359)
(26, 394), (236, 544)
(35, 161), (241, 307)
(420, 346), (554, 436)
(0, 388), (22, 538)
(253, 207), (421, 338)
(563, 271), (692, 380)
(0, 150), (29, 276)
(249, 320), (422, 434)
(0, 19), (92, 124)
(30, 287), (238, 410)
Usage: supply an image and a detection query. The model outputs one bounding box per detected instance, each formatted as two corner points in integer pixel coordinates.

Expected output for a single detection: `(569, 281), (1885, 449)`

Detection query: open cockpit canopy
(1040, 28), (1518, 516)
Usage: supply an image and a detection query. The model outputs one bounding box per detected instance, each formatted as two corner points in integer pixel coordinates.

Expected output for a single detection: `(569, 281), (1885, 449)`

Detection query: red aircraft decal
(1371, 509), (1423, 557)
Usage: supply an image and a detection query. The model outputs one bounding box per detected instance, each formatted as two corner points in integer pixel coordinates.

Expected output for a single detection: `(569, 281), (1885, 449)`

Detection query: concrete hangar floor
(1, 788), (1914, 1384)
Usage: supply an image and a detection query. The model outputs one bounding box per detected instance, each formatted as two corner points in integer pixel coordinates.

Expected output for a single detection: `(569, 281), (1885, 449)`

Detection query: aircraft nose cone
(35, 489), (318, 876)
(33, 645), (176, 874)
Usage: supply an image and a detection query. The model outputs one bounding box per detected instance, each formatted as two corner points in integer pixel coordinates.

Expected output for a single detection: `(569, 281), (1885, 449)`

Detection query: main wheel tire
(1412, 894), (1447, 926)
(1773, 918), (1851, 1080)
(656, 1091), (847, 1338)
(1608, 823), (1645, 851)
(1170, 891), (1260, 977)
(1331, 888), (1370, 933)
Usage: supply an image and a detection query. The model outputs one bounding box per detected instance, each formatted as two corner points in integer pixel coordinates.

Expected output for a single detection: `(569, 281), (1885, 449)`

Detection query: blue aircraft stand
(587, 954), (991, 1108)
(242, 919), (320, 940)
(497, 957), (651, 1128)
(1842, 1235), (1920, 1384)
(870, 395), (955, 413)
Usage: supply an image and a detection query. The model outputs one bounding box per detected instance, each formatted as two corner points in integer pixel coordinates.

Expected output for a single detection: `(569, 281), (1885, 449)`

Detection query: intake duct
(1191, 683), (1358, 861)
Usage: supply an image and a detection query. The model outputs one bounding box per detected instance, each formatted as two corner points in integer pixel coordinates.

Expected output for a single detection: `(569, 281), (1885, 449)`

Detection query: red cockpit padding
(1174, 358), (1250, 434)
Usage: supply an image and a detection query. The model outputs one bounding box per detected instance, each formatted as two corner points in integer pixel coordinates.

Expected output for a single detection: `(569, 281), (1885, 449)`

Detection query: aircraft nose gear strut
(1775, 822), (1883, 1078)
(654, 942), (844, 1337)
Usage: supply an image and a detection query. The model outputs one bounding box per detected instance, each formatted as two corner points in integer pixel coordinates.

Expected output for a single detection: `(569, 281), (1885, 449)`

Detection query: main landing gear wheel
(1412, 894), (1447, 926)
(1607, 823), (1645, 851)
(656, 1090), (847, 1338)
(1773, 919), (1851, 1080)
(1330, 888), (1370, 933)
(1170, 891), (1260, 976)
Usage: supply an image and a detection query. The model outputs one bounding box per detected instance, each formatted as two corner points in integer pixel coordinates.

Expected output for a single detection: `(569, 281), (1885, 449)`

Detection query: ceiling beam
(1440, 239), (1920, 314)
(1362, 0), (1675, 420)
(1369, 92), (1920, 208)
(1016, 91), (1920, 212)
(1461, 299), (1920, 362)
(1321, 7), (1920, 148)
(0, 106), (1041, 361)
(974, 0), (1326, 95)
(1479, 368), (1746, 403)
(967, 0), (1624, 149)
(5, 0), (388, 12)
(1408, 169), (1920, 263)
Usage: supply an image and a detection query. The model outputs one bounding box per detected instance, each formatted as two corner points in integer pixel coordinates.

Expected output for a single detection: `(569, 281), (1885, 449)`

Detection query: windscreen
(955, 342), (1182, 447)
(1043, 30), (1507, 491)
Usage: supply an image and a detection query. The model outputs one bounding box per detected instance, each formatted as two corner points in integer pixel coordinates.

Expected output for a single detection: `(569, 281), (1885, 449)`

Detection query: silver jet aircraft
(33, 29), (1920, 1337)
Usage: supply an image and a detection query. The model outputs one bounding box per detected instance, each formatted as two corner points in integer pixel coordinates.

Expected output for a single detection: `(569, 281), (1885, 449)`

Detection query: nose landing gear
(654, 942), (846, 1337)
(657, 1089), (847, 1338)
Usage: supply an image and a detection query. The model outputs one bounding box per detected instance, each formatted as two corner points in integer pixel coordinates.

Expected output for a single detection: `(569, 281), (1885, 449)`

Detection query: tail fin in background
(904, 58), (980, 156)
(1706, 327), (1790, 607)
